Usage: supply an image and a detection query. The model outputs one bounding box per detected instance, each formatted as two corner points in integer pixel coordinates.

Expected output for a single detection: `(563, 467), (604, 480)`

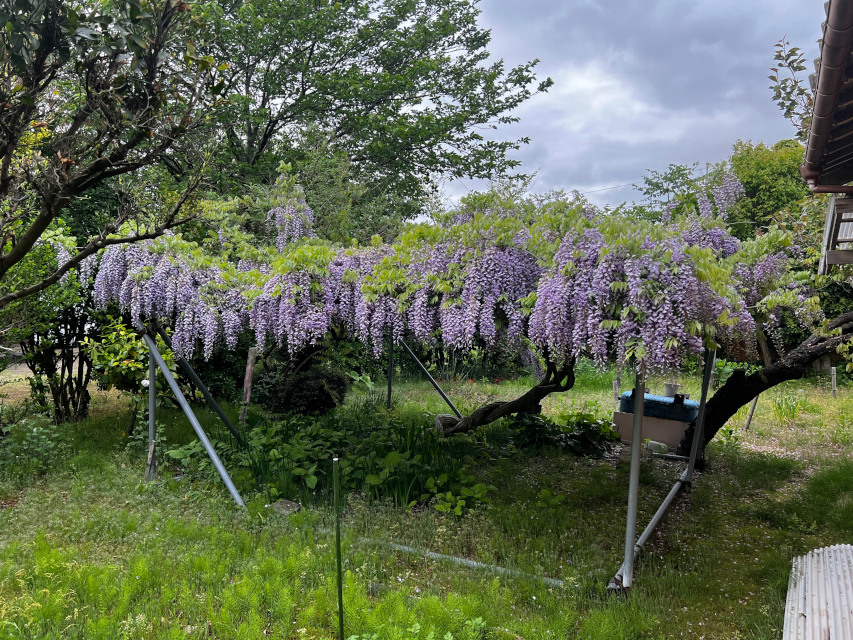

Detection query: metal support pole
(744, 395), (759, 431)
(831, 367), (837, 399)
(686, 349), (716, 483)
(154, 326), (247, 448)
(145, 354), (157, 481)
(621, 364), (646, 590)
(387, 339), (393, 410)
(399, 340), (462, 419)
(140, 329), (245, 508)
(333, 457), (345, 640)
(610, 349), (718, 591)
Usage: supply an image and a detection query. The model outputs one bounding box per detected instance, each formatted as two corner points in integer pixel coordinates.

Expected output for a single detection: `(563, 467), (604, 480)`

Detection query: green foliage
(266, 363), (351, 416)
(769, 38), (813, 142)
(0, 226), (97, 422)
(727, 139), (809, 239)
(770, 388), (805, 426)
(397, 339), (534, 384)
(0, 409), (71, 479)
(507, 411), (619, 457)
(423, 472), (495, 516)
(167, 405), (471, 507)
(289, 137), (412, 243)
(712, 357), (761, 389)
(535, 488), (565, 513)
(633, 162), (701, 215)
(83, 318), (176, 395)
(188, 333), (256, 404)
(204, 0), (552, 217)
(0, 0), (218, 309)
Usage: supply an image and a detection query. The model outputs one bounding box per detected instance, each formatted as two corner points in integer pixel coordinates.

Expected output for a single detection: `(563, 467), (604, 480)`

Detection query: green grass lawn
(1, 371), (852, 639)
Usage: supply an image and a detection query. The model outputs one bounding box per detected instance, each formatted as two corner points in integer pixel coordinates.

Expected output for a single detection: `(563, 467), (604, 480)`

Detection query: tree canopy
(0, 0), (220, 309)
(201, 0), (551, 221)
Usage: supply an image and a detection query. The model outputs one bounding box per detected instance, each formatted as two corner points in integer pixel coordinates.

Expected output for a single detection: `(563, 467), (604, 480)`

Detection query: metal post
(387, 339), (393, 410)
(154, 326), (247, 448)
(333, 457), (345, 640)
(609, 349), (719, 591)
(621, 363), (645, 590)
(145, 354), (157, 481)
(831, 367), (837, 399)
(399, 340), (462, 419)
(140, 329), (246, 508)
(744, 395), (759, 431)
(686, 349), (716, 483)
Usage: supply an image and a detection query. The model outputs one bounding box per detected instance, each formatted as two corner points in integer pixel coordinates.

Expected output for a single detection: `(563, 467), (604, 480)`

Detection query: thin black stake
(387, 339), (393, 410)
(333, 457), (344, 640)
(399, 339), (462, 418)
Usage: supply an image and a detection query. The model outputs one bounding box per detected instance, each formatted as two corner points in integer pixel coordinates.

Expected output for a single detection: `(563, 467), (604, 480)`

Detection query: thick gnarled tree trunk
(436, 358), (575, 435)
(676, 309), (853, 455)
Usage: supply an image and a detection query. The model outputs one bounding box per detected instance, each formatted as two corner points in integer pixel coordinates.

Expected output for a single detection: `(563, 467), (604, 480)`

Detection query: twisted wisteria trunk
(436, 358), (576, 435)
(676, 309), (853, 455)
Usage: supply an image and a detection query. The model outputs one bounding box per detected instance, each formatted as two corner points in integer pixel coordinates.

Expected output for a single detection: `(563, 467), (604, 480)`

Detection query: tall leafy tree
(0, 0), (219, 310)
(203, 0), (552, 220)
(727, 139), (809, 240)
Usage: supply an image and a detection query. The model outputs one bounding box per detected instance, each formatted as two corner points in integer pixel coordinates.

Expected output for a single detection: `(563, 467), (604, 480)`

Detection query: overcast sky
(448, 0), (826, 208)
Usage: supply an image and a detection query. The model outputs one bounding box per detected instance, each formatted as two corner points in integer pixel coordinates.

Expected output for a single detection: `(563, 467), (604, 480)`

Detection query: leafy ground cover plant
(164, 397), (618, 513)
(166, 404), (471, 509)
(0, 408), (71, 480)
(504, 411), (619, 456)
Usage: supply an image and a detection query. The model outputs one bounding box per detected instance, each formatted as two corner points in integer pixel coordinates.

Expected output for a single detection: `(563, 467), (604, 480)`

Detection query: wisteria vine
(92, 196), (762, 374)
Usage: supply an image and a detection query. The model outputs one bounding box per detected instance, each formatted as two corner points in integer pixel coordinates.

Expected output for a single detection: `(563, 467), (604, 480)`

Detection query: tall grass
(771, 389), (805, 426)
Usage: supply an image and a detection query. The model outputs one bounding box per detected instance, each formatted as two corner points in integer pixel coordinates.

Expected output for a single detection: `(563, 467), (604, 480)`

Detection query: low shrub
(281, 364), (350, 415)
(506, 410), (619, 456)
(255, 361), (351, 415)
(168, 404), (472, 508)
(0, 409), (72, 479)
(167, 404), (618, 511)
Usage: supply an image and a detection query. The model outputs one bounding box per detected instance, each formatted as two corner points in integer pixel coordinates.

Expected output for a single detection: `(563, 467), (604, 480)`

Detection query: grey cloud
(452, 0), (826, 207)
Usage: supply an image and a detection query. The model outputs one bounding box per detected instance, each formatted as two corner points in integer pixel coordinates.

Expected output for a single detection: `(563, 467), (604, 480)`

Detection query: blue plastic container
(619, 391), (699, 423)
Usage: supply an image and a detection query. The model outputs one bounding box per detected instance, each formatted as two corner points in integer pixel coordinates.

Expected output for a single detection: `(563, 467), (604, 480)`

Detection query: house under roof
(800, 0), (853, 274)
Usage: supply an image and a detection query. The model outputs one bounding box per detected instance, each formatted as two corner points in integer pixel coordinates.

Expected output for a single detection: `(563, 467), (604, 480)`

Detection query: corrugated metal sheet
(783, 544), (853, 640)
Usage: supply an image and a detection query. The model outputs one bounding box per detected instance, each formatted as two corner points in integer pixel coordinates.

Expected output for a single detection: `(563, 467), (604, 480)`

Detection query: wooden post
(239, 347), (258, 430)
(831, 367), (837, 399)
(613, 379), (620, 407)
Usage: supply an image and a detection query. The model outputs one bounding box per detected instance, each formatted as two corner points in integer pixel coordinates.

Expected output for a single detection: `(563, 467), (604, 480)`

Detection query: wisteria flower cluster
(528, 230), (755, 373)
(93, 197), (761, 374)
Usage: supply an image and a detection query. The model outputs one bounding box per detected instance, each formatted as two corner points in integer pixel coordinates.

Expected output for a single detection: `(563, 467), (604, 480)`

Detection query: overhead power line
(580, 182), (638, 195)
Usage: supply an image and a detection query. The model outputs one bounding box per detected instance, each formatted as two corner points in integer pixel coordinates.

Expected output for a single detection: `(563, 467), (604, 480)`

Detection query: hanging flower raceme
(90, 195), (762, 374)
(267, 198), (315, 250)
(528, 230), (755, 373)
(94, 240), (250, 360)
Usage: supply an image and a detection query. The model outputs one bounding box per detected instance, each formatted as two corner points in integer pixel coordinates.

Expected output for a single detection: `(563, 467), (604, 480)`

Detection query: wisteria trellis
(92, 183), (769, 373)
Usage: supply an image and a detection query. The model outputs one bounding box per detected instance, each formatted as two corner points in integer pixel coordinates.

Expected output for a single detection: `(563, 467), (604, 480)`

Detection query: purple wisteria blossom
(93, 201), (758, 374)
